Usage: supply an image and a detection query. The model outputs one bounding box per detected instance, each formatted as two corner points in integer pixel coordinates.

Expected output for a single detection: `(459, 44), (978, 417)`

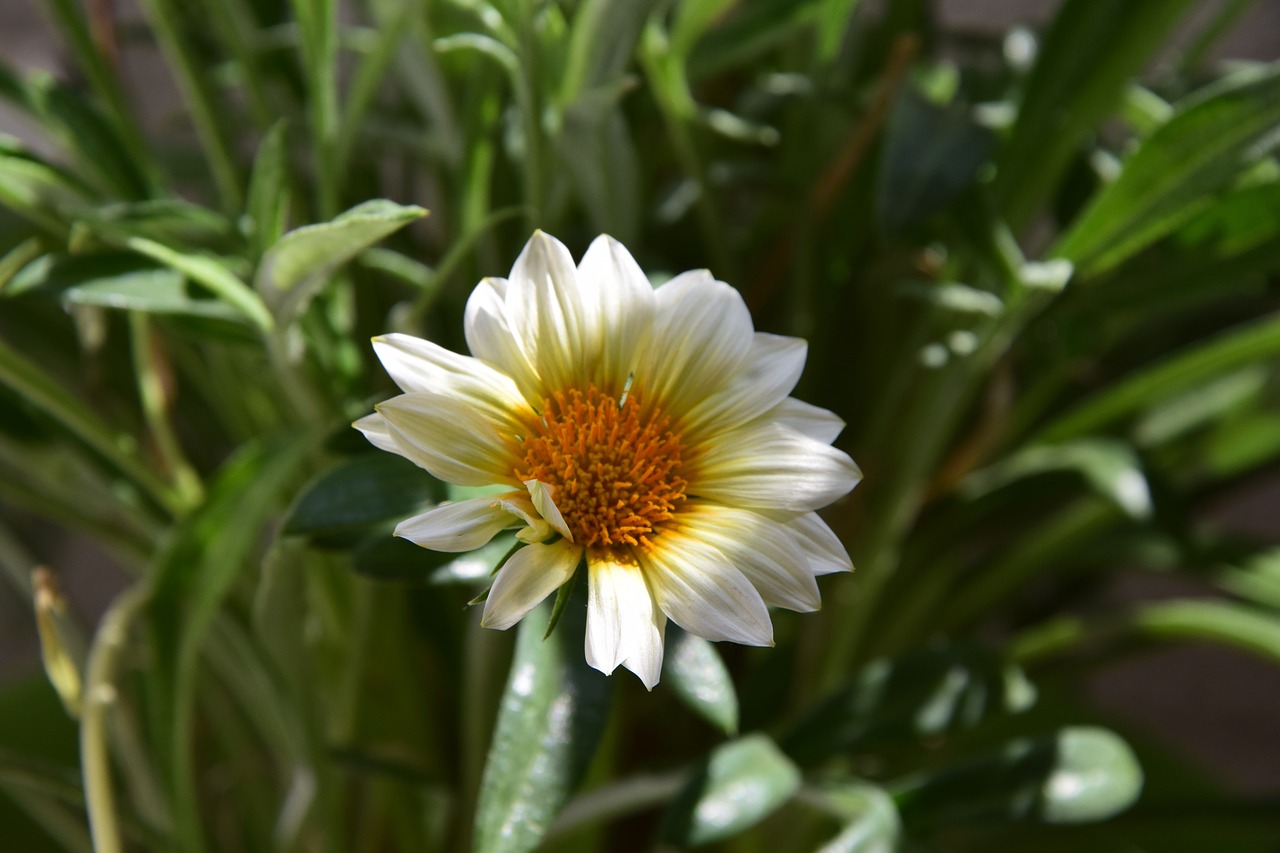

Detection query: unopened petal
(524, 479), (573, 542)
(481, 539), (583, 630)
(641, 532), (774, 647)
(395, 492), (524, 552)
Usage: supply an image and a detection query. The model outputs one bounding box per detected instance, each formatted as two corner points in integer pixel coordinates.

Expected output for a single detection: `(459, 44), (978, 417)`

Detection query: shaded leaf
(664, 626), (739, 735)
(783, 644), (1036, 765)
(283, 453), (440, 543)
(896, 727), (1142, 828)
(662, 734), (801, 847)
(877, 88), (993, 232)
(246, 121), (290, 258)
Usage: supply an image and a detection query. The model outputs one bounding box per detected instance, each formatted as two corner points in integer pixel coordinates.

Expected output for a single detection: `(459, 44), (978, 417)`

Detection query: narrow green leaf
(662, 734), (801, 847)
(963, 439), (1152, 519)
(147, 437), (315, 853)
(664, 627), (739, 735)
(0, 237), (44, 292)
(895, 727), (1142, 828)
(560, 0), (659, 102)
(121, 236), (273, 331)
(1057, 64), (1280, 274)
(474, 600), (613, 853)
(993, 0), (1193, 226)
(1037, 313), (1280, 443)
(0, 150), (90, 235)
(255, 200), (427, 322)
(1132, 599), (1280, 665)
(544, 562), (584, 639)
(246, 121), (290, 258)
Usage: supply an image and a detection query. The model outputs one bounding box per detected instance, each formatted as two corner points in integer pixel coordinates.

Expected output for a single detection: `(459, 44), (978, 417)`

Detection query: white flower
(356, 232), (860, 688)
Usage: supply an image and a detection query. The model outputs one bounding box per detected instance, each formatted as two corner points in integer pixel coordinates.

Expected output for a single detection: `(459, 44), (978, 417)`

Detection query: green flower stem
(135, 0), (244, 212)
(81, 584), (150, 853)
(129, 314), (203, 509)
(0, 335), (180, 518)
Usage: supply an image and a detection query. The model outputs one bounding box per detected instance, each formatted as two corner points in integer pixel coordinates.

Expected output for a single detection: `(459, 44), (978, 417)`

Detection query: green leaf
(813, 782), (900, 853)
(283, 453), (440, 543)
(895, 727), (1142, 828)
(664, 626), (739, 735)
(1036, 313), (1280, 444)
(1130, 600), (1280, 665)
(146, 437), (315, 852)
(246, 121), (290, 258)
(877, 88), (993, 232)
(662, 734), (801, 847)
(560, 0), (659, 101)
(255, 200), (427, 322)
(119, 235), (273, 332)
(782, 644), (1036, 765)
(992, 0), (1193, 226)
(963, 439), (1152, 519)
(557, 82), (642, 241)
(474, 599), (613, 853)
(1056, 64), (1280, 275)
(0, 149), (90, 235)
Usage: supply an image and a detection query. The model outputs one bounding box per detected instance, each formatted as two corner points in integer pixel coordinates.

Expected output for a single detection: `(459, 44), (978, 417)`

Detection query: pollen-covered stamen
(515, 386), (687, 551)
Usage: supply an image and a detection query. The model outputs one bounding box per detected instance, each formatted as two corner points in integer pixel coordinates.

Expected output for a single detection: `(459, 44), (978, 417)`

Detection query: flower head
(356, 232), (860, 688)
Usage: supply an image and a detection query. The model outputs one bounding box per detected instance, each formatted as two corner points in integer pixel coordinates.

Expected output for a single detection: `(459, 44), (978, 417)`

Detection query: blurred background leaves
(0, 0), (1278, 850)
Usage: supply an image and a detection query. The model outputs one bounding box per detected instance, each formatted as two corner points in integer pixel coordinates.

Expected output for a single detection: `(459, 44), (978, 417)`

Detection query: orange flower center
(515, 386), (687, 551)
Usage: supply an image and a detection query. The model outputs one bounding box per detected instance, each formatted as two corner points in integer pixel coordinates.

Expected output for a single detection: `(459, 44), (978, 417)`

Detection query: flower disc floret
(515, 386), (687, 552)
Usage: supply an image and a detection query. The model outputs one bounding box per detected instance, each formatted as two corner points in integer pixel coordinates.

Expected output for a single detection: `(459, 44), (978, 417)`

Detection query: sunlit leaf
(474, 599), (613, 853)
(662, 734), (801, 847)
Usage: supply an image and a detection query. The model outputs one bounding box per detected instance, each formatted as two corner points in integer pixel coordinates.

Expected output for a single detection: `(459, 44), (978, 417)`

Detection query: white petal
(585, 555), (652, 674)
(682, 333), (807, 442)
(641, 532), (774, 647)
(524, 479), (573, 542)
(353, 412), (400, 454)
(377, 392), (516, 486)
(679, 504), (822, 611)
(622, 602), (665, 691)
(576, 235), (655, 391)
(506, 231), (595, 392)
(637, 270), (754, 414)
(481, 539), (583, 630)
(395, 492), (523, 552)
(771, 397), (846, 444)
(692, 422), (862, 512)
(464, 276), (543, 400)
(784, 512), (853, 575)
(372, 333), (531, 427)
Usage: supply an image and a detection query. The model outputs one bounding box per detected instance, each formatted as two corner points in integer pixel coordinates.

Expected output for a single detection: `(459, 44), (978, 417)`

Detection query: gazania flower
(356, 232), (860, 688)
